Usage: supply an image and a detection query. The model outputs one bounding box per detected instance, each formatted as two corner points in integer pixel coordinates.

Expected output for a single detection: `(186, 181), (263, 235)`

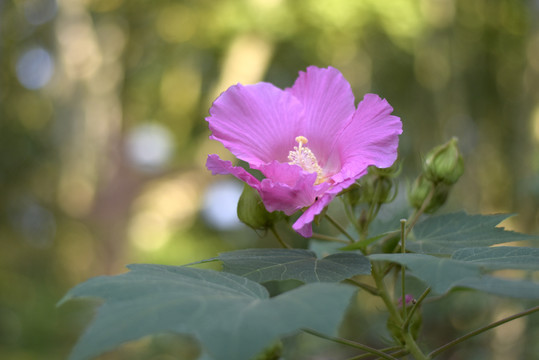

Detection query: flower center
(288, 136), (324, 184)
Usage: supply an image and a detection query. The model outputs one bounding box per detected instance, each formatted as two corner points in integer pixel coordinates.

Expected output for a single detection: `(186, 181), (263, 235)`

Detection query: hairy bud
(237, 185), (280, 230)
(408, 175), (450, 213)
(348, 165), (399, 208)
(423, 137), (464, 185)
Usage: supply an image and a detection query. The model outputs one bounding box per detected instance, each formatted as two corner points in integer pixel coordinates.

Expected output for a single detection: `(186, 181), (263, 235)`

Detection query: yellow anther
(288, 136), (325, 184)
(295, 136), (308, 145)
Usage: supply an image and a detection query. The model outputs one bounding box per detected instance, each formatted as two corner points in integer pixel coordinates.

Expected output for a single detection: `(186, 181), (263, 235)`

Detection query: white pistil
(288, 136), (324, 184)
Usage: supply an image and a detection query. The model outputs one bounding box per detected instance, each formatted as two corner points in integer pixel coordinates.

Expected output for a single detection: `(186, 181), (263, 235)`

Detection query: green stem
(372, 263), (402, 324)
(311, 232), (350, 244)
(325, 213), (355, 243)
(303, 329), (399, 360)
(428, 304), (539, 359)
(403, 331), (428, 360)
(344, 278), (380, 296)
(270, 226), (291, 249)
(342, 197), (362, 235)
(400, 219), (407, 320)
(375, 350), (409, 360)
(366, 179), (382, 225)
(402, 287), (431, 331)
(405, 183), (435, 237)
(372, 263), (429, 360)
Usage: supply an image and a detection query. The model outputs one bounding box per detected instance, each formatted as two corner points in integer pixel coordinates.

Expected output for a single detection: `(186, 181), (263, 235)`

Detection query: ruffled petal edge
(206, 154), (260, 189)
(292, 178), (356, 237)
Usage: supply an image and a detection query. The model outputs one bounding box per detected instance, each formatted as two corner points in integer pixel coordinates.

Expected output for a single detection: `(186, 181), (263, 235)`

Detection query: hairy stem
(325, 213), (355, 242)
(372, 263), (429, 360)
(400, 219), (407, 320)
(270, 226), (291, 249)
(405, 183), (435, 237)
(402, 331), (429, 360)
(372, 263), (402, 324)
(342, 197), (362, 235)
(366, 179), (383, 226)
(311, 232), (350, 244)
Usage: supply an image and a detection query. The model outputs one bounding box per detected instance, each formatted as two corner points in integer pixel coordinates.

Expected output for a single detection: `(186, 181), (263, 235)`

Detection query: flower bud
(408, 175), (433, 209)
(423, 137), (464, 185)
(371, 160), (402, 178)
(343, 183), (361, 207)
(353, 167), (396, 206)
(398, 294), (415, 307)
(237, 185), (280, 230)
(408, 175), (449, 213)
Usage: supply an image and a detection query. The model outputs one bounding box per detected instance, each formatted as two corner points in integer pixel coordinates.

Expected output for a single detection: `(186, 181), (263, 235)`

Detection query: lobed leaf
(407, 212), (538, 254)
(455, 277), (539, 299)
(369, 253), (539, 298)
(60, 264), (356, 360)
(217, 248), (371, 283)
(370, 253), (480, 294)
(452, 246), (539, 270)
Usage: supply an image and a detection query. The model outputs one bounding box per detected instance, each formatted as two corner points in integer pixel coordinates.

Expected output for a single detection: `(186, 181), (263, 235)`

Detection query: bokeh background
(1, 0), (539, 359)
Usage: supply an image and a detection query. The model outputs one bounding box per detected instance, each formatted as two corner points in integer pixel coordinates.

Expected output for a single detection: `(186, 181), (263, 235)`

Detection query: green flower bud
(356, 168), (397, 206)
(237, 185), (280, 230)
(408, 175), (449, 213)
(372, 176), (395, 204)
(343, 183), (361, 207)
(423, 137), (464, 185)
(408, 175), (433, 209)
(428, 183), (450, 213)
(371, 160), (402, 178)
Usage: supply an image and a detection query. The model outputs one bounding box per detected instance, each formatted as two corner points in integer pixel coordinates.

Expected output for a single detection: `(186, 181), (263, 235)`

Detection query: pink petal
(256, 161), (320, 215)
(206, 154), (260, 189)
(207, 83), (304, 166)
(292, 195), (333, 237)
(255, 161), (311, 187)
(333, 94), (402, 182)
(292, 178), (356, 237)
(287, 66), (356, 175)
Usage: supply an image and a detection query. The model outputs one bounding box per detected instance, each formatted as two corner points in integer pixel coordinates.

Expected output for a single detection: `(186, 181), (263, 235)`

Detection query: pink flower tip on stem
(398, 294), (416, 307)
(205, 66), (402, 237)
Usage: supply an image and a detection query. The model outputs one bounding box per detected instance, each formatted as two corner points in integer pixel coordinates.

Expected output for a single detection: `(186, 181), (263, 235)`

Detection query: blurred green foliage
(1, 0), (539, 359)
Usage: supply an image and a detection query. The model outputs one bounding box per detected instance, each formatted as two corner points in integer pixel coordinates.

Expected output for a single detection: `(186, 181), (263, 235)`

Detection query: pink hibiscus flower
(206, 66), (402, 237)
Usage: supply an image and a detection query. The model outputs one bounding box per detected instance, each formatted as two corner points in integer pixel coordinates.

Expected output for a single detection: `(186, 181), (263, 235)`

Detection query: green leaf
(408, 212), (538, 254)
(455, 277), (539, 299)
(452, 247), (539, 270)
(60, 265), (356, 360)
(217, 249), (371, 283)
(369, 253), (539, 298)
(309, 239), (344, 257)
(370, 253), (481, 294)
